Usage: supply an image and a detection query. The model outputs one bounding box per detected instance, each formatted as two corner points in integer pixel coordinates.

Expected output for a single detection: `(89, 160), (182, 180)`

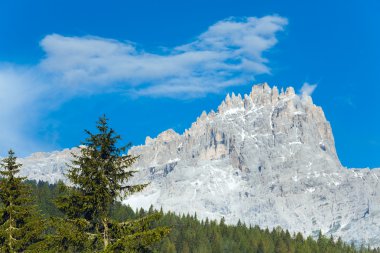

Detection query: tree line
(1, 116), (379, 252)
(26, 180), (380, 253)
(0, 116), (169, 252)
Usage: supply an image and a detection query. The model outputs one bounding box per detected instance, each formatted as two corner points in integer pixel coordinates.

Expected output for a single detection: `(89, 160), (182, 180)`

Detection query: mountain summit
(19, 83), (380, 247)
(126, 83), (380, 247)
(130, 83), (339, 174)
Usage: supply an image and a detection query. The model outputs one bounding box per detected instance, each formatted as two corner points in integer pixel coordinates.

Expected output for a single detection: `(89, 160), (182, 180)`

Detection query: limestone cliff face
(18, 148), (78, 183)
(126, 83), (380, 247)
(17, 83), (380, 247)
(130, 83), (339, 175)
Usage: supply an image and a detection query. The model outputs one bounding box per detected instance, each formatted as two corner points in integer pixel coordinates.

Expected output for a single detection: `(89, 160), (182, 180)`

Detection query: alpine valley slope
(19, 83), (380, 247)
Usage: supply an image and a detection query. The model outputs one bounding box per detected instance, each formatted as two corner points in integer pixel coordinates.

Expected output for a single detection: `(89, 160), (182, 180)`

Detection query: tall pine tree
(53, 115), (169, 252)
(0, 150), (46, 253)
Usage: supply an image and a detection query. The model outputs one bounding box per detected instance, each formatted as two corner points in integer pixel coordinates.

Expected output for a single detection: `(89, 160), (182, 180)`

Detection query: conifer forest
(0, 117), (379, 253)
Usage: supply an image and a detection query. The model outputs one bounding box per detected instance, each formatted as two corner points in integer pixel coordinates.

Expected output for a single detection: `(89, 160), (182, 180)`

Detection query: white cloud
(0, 66), (51, 155)
(0, 15), (287, 155)
(39, 15), (287, 97)
(300, 82), (318, 96)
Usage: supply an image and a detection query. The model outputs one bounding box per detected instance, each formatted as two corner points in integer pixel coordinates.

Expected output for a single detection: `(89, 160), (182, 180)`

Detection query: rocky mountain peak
(131, 83), (338, 172)
(218, 83), (310, 114)
(16, 83), (380, 247)
(122, 83), (380, 247)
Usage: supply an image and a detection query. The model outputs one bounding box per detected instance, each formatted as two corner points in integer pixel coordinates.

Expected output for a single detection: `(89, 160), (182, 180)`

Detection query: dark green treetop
(53, 115), (169, 252)
(0, 150), (46, 253)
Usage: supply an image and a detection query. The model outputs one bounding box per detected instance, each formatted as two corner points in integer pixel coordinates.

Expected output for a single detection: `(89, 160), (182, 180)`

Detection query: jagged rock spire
(131, 83), (338, 170)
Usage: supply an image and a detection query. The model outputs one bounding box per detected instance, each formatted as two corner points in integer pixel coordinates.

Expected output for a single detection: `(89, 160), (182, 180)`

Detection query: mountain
(18, 83), (380, 247)
(18, 148), (75, 183)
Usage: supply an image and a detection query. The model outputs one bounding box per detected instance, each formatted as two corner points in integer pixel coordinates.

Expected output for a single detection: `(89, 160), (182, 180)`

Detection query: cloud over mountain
(40, 16), (287, 97)
(0, 15), (287, 155)
(300, 82), (317, 96)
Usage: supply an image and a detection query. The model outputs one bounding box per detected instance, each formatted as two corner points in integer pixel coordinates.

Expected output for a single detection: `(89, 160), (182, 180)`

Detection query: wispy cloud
(0, 66), (49, 154)
(0, 15), (287, 155)
(39, 15), (287, 97)
(300, 82), (317, 96)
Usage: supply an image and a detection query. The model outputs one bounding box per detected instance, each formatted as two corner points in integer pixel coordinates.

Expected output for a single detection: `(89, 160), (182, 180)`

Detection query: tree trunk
(8, 203), (13, 252)
(102, 217), (109, 249)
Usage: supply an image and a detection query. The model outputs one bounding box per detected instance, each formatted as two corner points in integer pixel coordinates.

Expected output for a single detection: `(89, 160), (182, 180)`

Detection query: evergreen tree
(22, 179), (380, 253)
(0, 150), (46, 252)
(257, 240), (265, 253)
(158, 238), (176, 253)
(53, 116), (169, 252)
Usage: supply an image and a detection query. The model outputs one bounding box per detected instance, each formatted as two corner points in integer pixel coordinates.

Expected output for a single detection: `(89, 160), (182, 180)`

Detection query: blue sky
(0, 0), (379, 168)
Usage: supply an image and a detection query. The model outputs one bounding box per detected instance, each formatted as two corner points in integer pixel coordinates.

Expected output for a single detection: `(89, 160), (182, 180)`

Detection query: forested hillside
(28, 180), (380, 253)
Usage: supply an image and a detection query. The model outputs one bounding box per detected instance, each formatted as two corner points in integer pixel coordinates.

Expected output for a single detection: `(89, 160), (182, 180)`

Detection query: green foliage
(0, 150), (46, 253)
(151, 212), (380, 253)
(29, 181), (380, 253)
(44, 217), (95, 253)
(26, 180), (63, 218)
(1, 116), (379, 253)
(52, 115), (170, 252)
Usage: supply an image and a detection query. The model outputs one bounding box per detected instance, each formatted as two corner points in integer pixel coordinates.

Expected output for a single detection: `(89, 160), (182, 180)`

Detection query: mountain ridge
(16, 83), (380, 247)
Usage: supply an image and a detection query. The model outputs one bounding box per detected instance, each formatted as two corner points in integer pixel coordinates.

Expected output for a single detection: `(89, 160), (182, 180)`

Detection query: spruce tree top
(0, 149), (23, 180)
(63, 115), (146, 221)
(0, 149), (46, 252)
(54, 116), (169, 252)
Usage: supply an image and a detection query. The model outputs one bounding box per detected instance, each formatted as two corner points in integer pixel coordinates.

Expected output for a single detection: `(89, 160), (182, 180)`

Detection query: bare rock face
(18, 148), (79, 183)
(126, 83), (380, 247)
(130, 83), (339, 175)
(17, 83), (380, 247)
